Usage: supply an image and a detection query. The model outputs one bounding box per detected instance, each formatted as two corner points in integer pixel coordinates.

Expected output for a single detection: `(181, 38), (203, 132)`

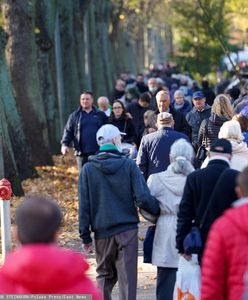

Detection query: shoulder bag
(183, 196), (212, 255)
(196, 119), (209, 161)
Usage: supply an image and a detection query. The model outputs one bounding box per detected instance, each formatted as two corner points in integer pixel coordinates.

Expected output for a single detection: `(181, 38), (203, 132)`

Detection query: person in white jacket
(201, 120), (248, 171)
(147, 138), (195, 300)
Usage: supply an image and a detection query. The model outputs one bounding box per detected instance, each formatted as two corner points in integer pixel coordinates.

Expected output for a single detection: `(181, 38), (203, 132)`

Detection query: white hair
(169, 139), (194, 175)
(174, 90), (184, 98)
(97, 96), (109, 105)
(218, 120), (244, 142)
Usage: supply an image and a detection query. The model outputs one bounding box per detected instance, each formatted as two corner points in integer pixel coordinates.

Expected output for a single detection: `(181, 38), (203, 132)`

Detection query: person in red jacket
(201, 166), (248, 300)
(0, 195), (102, 298)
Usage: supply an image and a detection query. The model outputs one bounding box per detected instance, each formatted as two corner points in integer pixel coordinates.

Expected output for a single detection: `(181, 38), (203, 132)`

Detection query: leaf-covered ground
(8, 152), (81, 251)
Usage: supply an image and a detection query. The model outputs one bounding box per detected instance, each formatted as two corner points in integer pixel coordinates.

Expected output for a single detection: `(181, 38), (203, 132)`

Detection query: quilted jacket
(201, 199), (248, 300)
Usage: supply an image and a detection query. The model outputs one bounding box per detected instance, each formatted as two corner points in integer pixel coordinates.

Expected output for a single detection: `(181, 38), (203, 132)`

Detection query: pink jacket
(0, 244), (102, 299)
(201, 201), (248, 300)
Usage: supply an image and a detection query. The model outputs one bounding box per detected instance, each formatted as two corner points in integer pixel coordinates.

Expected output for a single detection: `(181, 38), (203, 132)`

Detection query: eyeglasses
(113, 107), (123, 110)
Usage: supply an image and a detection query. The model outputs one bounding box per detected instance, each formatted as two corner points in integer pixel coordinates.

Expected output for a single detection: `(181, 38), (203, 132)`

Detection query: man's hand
(61, 145), (69, 156)
(82, 243), (93, 256)
(126, 112), (133, 119)
(182, 253), (192, 261)
(148, 128), (156, 134)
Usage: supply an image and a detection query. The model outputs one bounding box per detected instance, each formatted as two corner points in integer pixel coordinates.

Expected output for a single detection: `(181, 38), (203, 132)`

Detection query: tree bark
(87, 1), (106, 98)
(35, 0), (61, 153)
(0, 99), (24, 195)
(2, 0), (53, 165)
(59, 0), (81, 114)
(0, 27), (36, 180)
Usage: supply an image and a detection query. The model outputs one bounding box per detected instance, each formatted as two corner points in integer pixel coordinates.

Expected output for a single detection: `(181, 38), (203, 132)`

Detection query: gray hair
(169, 139), (194, 175)
(174, 90), (184, 98)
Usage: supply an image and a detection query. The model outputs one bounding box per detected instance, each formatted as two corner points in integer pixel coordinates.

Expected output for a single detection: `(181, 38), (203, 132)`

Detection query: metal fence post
(0, 178), (12, 263)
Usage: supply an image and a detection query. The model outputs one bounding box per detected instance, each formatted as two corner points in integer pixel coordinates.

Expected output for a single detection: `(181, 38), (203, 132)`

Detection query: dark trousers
(95, 229), (138, 300)
(76, 153), (94, 171)
(156, 267), (177, 300)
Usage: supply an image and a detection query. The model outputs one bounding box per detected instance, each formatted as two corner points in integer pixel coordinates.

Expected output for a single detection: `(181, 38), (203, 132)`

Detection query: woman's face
(144, 115), (149, 126)
(113, 103), (124, 118)
(174, 94), (184, 105)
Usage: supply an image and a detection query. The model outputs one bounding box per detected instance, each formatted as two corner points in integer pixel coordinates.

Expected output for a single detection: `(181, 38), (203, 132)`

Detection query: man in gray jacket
(78, 124), (160, 300)
(186, 91), (211, 151)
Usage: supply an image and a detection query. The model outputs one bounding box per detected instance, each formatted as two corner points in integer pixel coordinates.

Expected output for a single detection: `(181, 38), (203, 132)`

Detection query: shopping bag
(173, 255), (201, 300)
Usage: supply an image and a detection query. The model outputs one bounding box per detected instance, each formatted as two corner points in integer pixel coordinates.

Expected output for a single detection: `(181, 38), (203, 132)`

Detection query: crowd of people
(1, 68), (248, 300)
(59, 69), (248, 300)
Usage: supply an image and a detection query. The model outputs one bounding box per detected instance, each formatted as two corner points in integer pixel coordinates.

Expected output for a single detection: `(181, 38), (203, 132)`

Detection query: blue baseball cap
(193, 91), (205, 99)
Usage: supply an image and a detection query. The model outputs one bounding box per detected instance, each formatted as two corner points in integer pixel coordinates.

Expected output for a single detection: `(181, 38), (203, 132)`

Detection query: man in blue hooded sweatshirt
(78, 124), (160, 300)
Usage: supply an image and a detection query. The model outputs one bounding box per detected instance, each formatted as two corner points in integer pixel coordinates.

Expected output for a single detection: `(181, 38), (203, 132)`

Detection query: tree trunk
(73, 0), (86, 92)
(135, 26), (145, 73)
(0, 28), (36, 180)
(2, 0), (53, 165)
(35, 0), (61, 153)
(87, 1), (106, 99)
(59, 0), (81, 114)
(95, 0), (113, 96)
(0, 99), (23, 195)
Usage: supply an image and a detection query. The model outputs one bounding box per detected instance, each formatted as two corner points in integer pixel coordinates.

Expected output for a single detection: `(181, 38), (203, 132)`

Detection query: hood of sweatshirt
(89, 151), (127, 175)
(230, 140), (248, 154)
(156, 166), (188, 197)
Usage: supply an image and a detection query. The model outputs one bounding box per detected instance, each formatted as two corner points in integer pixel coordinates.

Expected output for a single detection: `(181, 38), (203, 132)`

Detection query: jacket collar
(233, 197), (248, 208)
(207, 158), (230, 167)
(208, 156), (230, 165)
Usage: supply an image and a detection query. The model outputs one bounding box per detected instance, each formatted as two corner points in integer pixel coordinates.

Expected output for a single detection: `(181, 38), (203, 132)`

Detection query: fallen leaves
(0, 152), (81, 251)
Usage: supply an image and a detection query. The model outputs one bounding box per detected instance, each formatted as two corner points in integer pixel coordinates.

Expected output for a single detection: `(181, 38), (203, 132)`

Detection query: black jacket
(198, 113), (229, 148)
(203, 168), (239, 237)
(202, 87), (216, 106)
(126, 102), (150, 141)
(108, 115), (137, 144)
(155, 105), (191, 138)
(186, 105), (211, 149)
(61, 106), (107, 156)
(176, 159), (230, 254)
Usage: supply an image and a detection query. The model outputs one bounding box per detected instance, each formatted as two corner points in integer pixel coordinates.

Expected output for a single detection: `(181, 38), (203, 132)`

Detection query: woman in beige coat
(147, 139), (194, 300)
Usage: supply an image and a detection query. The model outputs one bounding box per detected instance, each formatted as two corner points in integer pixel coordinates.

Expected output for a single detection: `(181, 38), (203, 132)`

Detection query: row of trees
(0, 0), (163, 194)
(0, 0), (246, 194)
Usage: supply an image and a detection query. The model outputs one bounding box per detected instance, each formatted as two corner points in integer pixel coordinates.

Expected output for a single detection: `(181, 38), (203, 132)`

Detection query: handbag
(196, 144), (207, 161)
(196, 119), (209, 161)
(143, 225), (156, 263)
(183, 194), (212, 255)
(183, 227), (203, 255)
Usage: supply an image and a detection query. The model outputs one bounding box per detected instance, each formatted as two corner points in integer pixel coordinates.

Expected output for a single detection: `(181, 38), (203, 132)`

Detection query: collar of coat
(232, 197), (248, 208)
